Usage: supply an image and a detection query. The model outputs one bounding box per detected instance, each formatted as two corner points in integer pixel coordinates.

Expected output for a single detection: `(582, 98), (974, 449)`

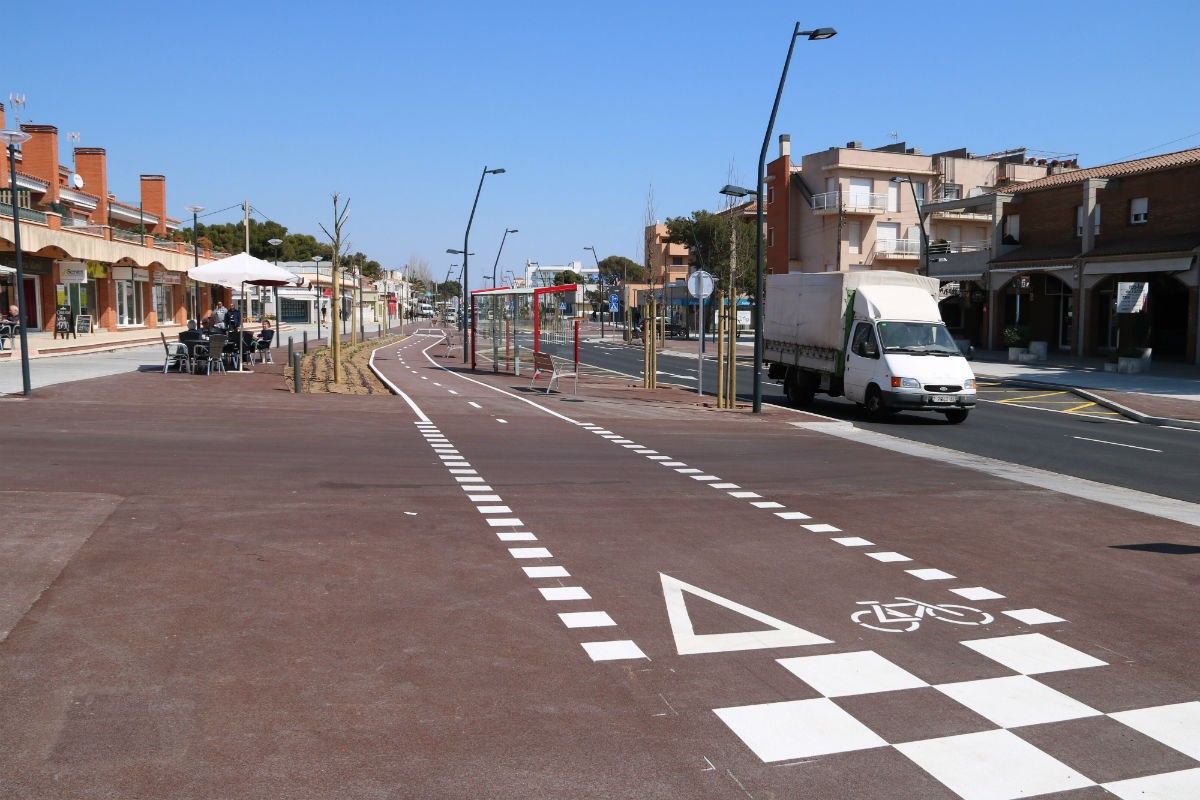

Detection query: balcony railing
(929, 240), (990, 255)
(876, 238), (921, 257)
(813, 191), (888, 214)
(0, 202), (48, 225)
(110, 227), (145, 243)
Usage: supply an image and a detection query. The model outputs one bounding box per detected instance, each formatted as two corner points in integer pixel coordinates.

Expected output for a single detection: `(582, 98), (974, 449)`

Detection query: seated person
(3, 305), (21, 325)
(199, 314), (216, 332)
(256, 319), (273, 341)
(179, 320), (205, 342)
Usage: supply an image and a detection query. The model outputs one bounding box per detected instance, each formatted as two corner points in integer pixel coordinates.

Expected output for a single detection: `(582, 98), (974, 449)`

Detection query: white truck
(764, 271), (976, 423)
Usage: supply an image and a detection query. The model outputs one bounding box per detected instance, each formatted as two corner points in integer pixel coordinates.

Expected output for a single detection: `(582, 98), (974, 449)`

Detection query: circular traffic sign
(687, 270), (715, 298)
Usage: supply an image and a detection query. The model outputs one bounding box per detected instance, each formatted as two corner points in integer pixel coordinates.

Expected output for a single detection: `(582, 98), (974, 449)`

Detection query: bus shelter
(470, 284), (578, 374)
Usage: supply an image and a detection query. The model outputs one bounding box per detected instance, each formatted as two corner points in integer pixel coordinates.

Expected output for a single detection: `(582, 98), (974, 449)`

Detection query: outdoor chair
(161, 332), (191, 374)
(196, 334), (227, 375)
(0, 323), (13, 351)
(253, 330), (275, 364)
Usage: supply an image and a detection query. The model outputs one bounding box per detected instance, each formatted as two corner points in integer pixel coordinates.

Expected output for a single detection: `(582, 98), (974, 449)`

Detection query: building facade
(0, 102), (225, 332)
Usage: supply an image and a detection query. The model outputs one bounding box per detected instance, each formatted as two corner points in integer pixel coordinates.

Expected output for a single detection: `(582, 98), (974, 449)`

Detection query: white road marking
(524, 566), (569, 578)
(496, 531), (537, 542)
(462, 485), (494, 493)
(802, 524), (841, 533)
(469, 401), (482, 409)
(448, 469), (476, 475)
(540, 586), (590, 601)
(509, 547), (551, 559)
(676, 468), (701, 474)
(647, 455), (671, 461)
(710, 483), (741, 489)
(468, 495), (503, 502)
(1103, 767), (1200, 797)
(581, 640), (648, 661)
(661, 462), (687, 467)
(496, 419), (508, 424)
(961, 633), (1106, 675)
(776, 651), (928, 698)
(487, 518), (524, 527)
(728, 491), (761, 499)
(448, 389), (459, 395)
(477, 506), (513, 514)
(559, 611), (616, 629)
(455, 477), (484, 483)
(1110, 702), (1200, 761)
(715, 698), (886, 763)
(691, 475), (721, 481)
(832, 537), (873, 547)
(905, 568), (955, 581)
(751, 501), (785, 509)
(661, 573), (831, 655)
(1072, 435), (1162, 452)
(950, 587), (1005, 601)
(866, 552), (911, 563)
(775, 511), (811, 520)
(1002, 608), (1067, 625)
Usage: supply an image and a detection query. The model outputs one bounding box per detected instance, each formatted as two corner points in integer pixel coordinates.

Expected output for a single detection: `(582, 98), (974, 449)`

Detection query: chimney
(779, 134), (791, 159)
(139, 174), (167, 234)
(18, 124), (60, 206)
(75, 148), (108, 224)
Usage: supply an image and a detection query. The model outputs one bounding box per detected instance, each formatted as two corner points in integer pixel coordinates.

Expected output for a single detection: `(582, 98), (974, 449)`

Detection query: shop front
(112, 266), (151, 328)
(153, 269), (184, 327)
(0, 252), (51, 329)
(986, 265), (1077, 352)
(54, 261), (99, 330)
(1083, 256), (1198, 363)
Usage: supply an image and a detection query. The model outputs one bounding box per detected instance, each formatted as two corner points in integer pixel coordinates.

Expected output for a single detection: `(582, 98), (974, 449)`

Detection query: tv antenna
(8, 93), (27, 126)
(888, 130), (900, 142)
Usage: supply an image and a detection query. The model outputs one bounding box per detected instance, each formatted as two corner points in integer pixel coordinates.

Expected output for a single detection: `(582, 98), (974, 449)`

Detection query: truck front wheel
(864, 386), (890, 420)
(943, 409), (970, 424)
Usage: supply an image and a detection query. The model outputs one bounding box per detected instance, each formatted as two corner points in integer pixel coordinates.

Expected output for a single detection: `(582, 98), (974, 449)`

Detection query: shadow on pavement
(1109, 543), (1200, 555)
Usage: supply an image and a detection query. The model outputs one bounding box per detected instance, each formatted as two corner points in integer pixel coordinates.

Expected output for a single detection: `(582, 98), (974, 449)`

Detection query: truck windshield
(876, 321), (960, 355)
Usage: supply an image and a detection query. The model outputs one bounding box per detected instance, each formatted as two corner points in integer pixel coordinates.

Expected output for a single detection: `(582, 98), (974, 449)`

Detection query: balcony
(110, 227), (145, 244)
(0, 202), (48, 225)
(812, 191), (888, 215)
(875, 238), (921, 259)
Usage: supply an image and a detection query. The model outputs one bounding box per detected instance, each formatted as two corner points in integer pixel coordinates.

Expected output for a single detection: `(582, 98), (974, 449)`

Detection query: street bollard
(378, 323), (382, 339)
(288, 336), (294, 369)
(303, 330), (308, 354)
(292, 352), (302, 394)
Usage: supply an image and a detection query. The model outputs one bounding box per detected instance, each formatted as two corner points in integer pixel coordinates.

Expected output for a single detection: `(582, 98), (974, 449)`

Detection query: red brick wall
(18, 125), (60, 206)
(766, 155), (789, 274)
(74, 148), (108, 224)
(139, 175), (167, 234)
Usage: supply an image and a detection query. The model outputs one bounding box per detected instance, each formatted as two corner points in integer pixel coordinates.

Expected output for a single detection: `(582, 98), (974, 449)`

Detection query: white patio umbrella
(189, 252), (301, 372)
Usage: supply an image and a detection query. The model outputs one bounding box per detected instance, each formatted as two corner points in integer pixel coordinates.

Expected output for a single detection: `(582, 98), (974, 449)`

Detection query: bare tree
(320, 193), (350, 383)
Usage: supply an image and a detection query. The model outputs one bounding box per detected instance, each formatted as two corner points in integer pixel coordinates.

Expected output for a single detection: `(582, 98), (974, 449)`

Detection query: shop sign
(86, 261), (109, 278)
(1116, 281), (1148, 314)
(157, 271), (182, 285)
(111, 266), (133, 280)
(60, 261), (88, 284)
(133, 268), (150, 282)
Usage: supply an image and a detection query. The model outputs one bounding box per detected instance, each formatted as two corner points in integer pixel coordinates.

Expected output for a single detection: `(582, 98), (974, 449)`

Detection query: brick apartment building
(965, 148), (1200, 362)
(0, 102), (226, 333)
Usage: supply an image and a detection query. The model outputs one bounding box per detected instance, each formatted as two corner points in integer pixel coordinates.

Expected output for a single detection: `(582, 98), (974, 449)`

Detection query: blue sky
(9, 0), (1200, 288)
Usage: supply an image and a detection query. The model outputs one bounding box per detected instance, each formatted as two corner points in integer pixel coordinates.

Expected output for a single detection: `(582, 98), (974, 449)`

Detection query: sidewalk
(970, 351), (1200, 423)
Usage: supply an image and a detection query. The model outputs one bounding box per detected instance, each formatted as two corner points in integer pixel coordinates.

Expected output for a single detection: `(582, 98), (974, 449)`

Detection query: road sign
(608, 293), (619, 313)
(1116, 281), (1148, 314)
(687, 270), (715, 299)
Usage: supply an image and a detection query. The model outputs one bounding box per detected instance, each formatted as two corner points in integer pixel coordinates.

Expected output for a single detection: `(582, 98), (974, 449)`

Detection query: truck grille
(924, 384), (962, 393)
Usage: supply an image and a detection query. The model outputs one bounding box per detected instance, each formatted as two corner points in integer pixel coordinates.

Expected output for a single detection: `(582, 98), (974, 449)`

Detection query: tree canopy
(663, 210), (756, 294)
(553, 270), (582, 286)
(596, 255), (645, 284)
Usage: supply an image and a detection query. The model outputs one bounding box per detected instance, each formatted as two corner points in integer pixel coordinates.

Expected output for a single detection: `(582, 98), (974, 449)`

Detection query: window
(913, 182), (927, 204)
(1076, 205), (1101, 236)
(670, 256), (684, 266)
(767, 186), (775, 204)
(153, 283), (173, 324)
(848, 178), (873, 206)
(851, 322), (879, 359)
(887, 180), (900, 212)
(1003, 215), (1020, 243)
(848, 221), (862, 254)
(767, 227), (775, 247)
(116, 280), (144, 326)
(941, 184), (962, 201)
(1130, 196), (1148, 224)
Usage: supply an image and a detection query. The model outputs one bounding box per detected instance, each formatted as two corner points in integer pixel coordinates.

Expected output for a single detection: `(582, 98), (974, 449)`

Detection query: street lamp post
(490, 228), (518, 288)
(890, 177), (929, 276)
(185, 205), (205, 322)
(584, 245), (606, 338)
(267, 237), (283, 327)
(749, 23), (837, 413)
(313, 255), (324, 341)
(455, 165), (505, 363)
(1, 130), (33, 396)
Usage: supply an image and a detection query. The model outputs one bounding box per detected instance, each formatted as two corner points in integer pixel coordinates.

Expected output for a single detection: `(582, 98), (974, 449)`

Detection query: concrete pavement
(1, 333), (1198, 798)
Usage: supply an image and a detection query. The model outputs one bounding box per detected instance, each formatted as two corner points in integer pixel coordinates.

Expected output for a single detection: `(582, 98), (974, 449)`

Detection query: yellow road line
(997, 390), (1068, 403)
(1063, 401), (1097, 413)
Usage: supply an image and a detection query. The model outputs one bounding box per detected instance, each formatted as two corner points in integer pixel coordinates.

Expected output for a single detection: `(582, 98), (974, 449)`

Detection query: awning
(1084, 256), (1194, 276)
(931, 273), (985, 281)
(989, 264), (1074, 274)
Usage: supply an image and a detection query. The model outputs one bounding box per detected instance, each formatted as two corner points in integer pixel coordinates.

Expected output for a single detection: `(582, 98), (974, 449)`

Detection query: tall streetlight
(186, 204), (204, 321)
(490, 228), (518, 287)
(747, 24), (837, 413)
(584, 245), (606, 337)
(313, 255), (324, 340)
(457, 166), (505, 362)
(890, 177), (929, 276)
(1, 130), (33, 396)
(445, 249), (474, 331)
(267, 237), (283, 325)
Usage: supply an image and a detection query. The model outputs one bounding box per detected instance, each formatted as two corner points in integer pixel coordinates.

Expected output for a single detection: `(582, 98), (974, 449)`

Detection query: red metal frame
(532, 284), (576, 355)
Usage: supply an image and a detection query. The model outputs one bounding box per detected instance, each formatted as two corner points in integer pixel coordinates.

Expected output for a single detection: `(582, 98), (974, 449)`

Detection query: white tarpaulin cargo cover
(766, 271), (938, 352)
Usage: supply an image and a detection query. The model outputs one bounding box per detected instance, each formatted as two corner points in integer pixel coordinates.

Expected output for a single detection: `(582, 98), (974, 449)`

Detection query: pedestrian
(321, 304), (328, 326)
(214, 302), (228, 328)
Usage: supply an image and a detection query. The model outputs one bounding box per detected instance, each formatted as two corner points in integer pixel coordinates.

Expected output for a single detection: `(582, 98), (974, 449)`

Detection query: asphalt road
(572, 337), (1200, 503)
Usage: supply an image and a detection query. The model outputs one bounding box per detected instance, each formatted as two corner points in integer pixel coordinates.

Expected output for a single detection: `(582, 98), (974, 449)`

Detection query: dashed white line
(469, 401), (482, 409)
(509, 547), (552, 559)
(540, 586), (590, 601)
(775, 511), (811, 520)
(524, 566), (570, 578)
(867, 552), (911, 563)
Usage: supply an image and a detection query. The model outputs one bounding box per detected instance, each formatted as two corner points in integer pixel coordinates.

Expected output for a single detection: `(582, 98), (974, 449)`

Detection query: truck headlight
(963, 378), (977, 391)
(890, 377), (922, 389)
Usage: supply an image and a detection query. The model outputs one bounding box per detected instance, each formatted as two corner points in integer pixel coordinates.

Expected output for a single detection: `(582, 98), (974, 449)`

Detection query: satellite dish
(71, 173), (84, 190)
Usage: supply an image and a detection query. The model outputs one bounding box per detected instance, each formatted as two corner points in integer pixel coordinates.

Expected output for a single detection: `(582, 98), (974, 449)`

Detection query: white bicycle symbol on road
(852, 597), (993, 633)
